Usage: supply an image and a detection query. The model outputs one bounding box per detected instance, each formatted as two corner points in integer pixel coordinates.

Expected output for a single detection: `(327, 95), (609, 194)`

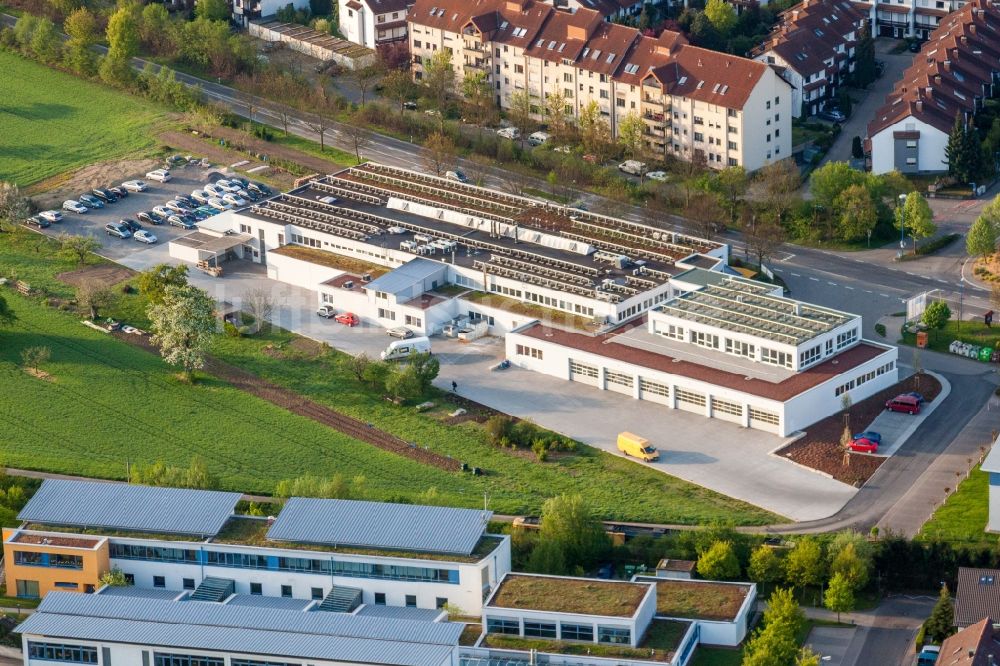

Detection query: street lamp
(897, 193), (907, 258)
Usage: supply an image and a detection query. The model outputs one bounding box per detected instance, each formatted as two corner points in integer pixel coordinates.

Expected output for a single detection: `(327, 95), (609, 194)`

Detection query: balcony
(464, 43), (484, 54)
(465, 60), (488, 70)
(642, 111), (668, 128)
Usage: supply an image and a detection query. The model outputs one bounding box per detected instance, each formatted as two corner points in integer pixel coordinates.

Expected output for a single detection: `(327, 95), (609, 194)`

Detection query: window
(906, 157), (917, 165)
(250, 582), (262, 595)
(766, 100), (771, 110)
(436, 597), (448, 609)
(836, 327), (858, 350)
(281, 585), (292, 598)
(405, 594), (417, 607)
(749, 407), (780, 426)
(232, 661), (301, 666)
(712, 398), (743, 417)
(600, 89), (609, 99)
(183, 578), (195, 590)
(205, 551), (268, 569)
(378, 308), (396, 321)
(598, 626), (631, 644)
(277, 557), (331, 574)
(691, 330), (719, 349)
(799, 345), (821, 367)
(766, 133), (771, 142)
(374, 592), (386, 605)
(28, 643), (98, 664)
(524, 621), (557, 638)
(728, 108), (737, 117)
(405, 315), (422, 327)
(239, 223), (250, 233)
(330, 561), (458, 583)
(728, 141), (737, 150)
(515, 344), (543, 360)
(639, 378), (669, 397)
(153, 575), (166, 588)
(16, 579), (39, 598)
(515, 64), (524, 74)
(13, 551), (43, 566)
(760, 347), (792, 368)
(569, 360), (599, 378)
(111, 544), (198, 563)
(694, 132), (704, 142)
(487, 617), (520, 635)
(825, 339), (834, 355)
(154, 654), (224, 666)
(311, 587), (324, 600)
(675, 388), (706, 407)
(725, 338), (754, 359)
(561, 623), (594, 641)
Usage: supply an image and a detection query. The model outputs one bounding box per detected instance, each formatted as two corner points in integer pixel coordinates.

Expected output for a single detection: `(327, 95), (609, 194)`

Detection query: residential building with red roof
(751, 0), (866, 117)
(339, 0), (413, 48)
(854, 0), (963, 39)
(408, 0), (793, 170)
(867, 0), (1000, 174)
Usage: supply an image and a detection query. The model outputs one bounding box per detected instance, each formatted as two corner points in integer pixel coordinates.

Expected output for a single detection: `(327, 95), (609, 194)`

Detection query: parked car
(917, 645), (940, 665)
(195, 205), (219, 217)
(79, 193), (104, 209)
(191, 190), (212, 204)
(133, 230), (158, 244)
(905, 391), (926, 403)
(146, 169), (171, 182)
(852, 431), (882, 444)
(152, 205), (173, 218)
(174, 194), (197, 207)
(387, 326), (414, 339)
(527, 131), (550, 146)
(167, 215), (195, 229)
(248, 182), (272, 196)
(222, 193), (247, 207)
(818, 109), (847, 123)
(646, 171), (669, 182)
(62, 200), (88, 214)
(92, 188), (118, 204)
(402, 101), (417, 110)
(204, 184), (226, 197)
(208, 197), (233, 211)
(445, 170), (469, 184)
(189, 208), (211, 221)
(334, 312), (359, 326)
(138, 211), (163, 225)
(215, 179), (242, 193)
(618, 160), (647, 176)
(119, 218), (142, 232)
(121, 179), (148, 192)
(25, 215), (50, 229)
(165, 200), (192, 213)
(317, 305), (336, 319)
(38, 210), (63, 223)
(108, 185), (128, 199)
(885, 394), (921, 415)
(105, 222), (131, 239)
(496, 127), (520, 140)
(848, 438), (879, 453)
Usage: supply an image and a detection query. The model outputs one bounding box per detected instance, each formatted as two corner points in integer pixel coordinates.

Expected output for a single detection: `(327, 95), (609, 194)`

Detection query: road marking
(790, 272), (801, 277)
(773, 268), (784, 273)
(827, 281), (838, 286)
(905, 272), (917, 276)
(879, 293), (891, 297)
(809, 277), (820, 281)
(844, 286), (855, 290)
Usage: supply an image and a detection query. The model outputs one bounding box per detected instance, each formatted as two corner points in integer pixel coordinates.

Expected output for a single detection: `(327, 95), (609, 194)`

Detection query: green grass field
(0, 51), (168, 186)
(918, 465), (992, 544)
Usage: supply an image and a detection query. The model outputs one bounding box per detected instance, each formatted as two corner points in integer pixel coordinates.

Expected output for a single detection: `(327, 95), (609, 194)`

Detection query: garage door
(748, 407), (781, 434)
(569, 359), (599, 386)
(638, 378), (671, 406)
(605, 370), (634, 396)
(674, 387), (706, 415)
(711, 397), (744, 425)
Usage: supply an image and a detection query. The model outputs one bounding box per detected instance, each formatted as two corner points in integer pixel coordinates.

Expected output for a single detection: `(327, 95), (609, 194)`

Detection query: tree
(743, 214), (786, 267)
(64, 7), (99, 74)
(13, 14), (39, 50)
(968, 208), (1000, 259)
(423, 131), (456, 176)
(527, 538), (567, 575)
(742, 588), (803, 666)
(545, 90), (572, 146)
(102, 3), (140, 85)
(757, 158), (800, 224)
(343, 110), (373, 162)
(685, 193), (723, 241)
(810, 161), (866, 212)
(138, 264), (189, 305)
(704, 0), (737, 35)
(824, 571), (854, 622)
(538, 494), (610, 572)
(896, 190), (936, 253)
(946, 115), (974, 182)
(422, 49), (455, 125)
(462, 70), (498, 130)
(385, 364), (423, 402)
(924, 584), (956, 642)
(0, 182), (30, 232)
(139, 3), (172, 56)
(76, 279), (112, 320)
(0, 295), (15, 329)
(834, 184), (878, 241)
(349, 61), (385, 107)
(241, 287), (273, 334)
(407, 352), (440, 394)
(922, 300), (951, 341)
(853, 23), (876, 88)
(698, 540), (741, 580)
(579, 100), (612, 160)
(147, 284), (217, 382)
(827, 531), (871, 590)
(382, 68), (416, 114)
(765, 586), (806, 634)
(56, 233), (100, 266)
(796, 647), (822, 666)
(785, 538), (825, 596)
(748, 544), (784, 585)
(716, 166), (748, 226)
(20, 346), (50, 374)
(30, 17), (61, 64)
(99, 567), (131, 587)
(195, 0), (230, 21)
(508, 90), (536, 148)
(617, 112), (645, 160)
(347, 352), (372, 382)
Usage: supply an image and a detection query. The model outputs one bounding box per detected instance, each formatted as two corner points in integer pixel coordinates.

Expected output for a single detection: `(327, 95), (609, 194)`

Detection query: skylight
(500, 20), (509, 28)
(712, 83), (720, 93)
(548, 40), (557, 49)
(678, 75), (688, 85)
(606, 53), (616, 63)
(697, 80), (704, 89)
(624, 63), (639, 74)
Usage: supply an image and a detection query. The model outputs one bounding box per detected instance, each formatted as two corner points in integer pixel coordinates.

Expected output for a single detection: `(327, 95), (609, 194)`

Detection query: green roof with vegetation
(640, 578), (750, 621)
(482, 620), (689, 662)
(489, 574), (650, 617)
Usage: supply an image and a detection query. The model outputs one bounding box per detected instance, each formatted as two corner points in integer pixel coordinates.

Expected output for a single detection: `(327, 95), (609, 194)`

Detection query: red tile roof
(752, 0), (865, 78)
(362, 0), (411, 15)
(518, 322), (891, 401)
(937, 617), (1000, 665)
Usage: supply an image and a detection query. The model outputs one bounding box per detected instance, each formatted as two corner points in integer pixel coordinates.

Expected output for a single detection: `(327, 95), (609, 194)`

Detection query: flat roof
(17, 593), (462, 666)
(659, 277), (856, 345)
(266, 498), (490, 556)
(634, 577), (752, 621)
(18, 480), (241, 537)
(224, 594), (315, 611)
(364, 258), (443, 295)
(518, 322), (892, 402)
(488, 574), (651, 617)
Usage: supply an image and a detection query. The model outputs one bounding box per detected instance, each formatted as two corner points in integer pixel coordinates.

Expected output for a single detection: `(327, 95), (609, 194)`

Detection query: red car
(849, 438), (879, 453)
(885, 395), (921, 415)
(334, 312), (359, 326)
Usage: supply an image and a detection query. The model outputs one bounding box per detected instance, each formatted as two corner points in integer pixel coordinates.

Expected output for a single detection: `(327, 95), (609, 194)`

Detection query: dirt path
(112, 331), (462, 472)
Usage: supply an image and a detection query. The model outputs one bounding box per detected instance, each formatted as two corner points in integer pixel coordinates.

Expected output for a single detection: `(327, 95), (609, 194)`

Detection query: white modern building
(980, 434), (1000, 532)
(339, 0), (411, 49)
(232, 0), (308, 27)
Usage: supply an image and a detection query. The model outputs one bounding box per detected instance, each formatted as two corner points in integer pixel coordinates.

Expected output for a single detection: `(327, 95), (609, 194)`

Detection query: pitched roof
(957, 568), (1000, 627)
(937, 617), (1000, 666)
(266, 497), (491, 555)
(753, 0), (865, 77)
(362, 257), (444, 295)
(661, 45), (773, 109)
(18, 479), (241, 537)
(361, 0), (411, 14)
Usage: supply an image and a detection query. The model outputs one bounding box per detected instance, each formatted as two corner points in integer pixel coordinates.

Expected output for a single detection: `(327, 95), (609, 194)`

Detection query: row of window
(515, 344), (543, 360)
(13, 551), (83, 569)
(28, 642), (98, 664)
(485, 618), (630, 643)
(834, 361), (895, 397)
(155, 654), (224, 666)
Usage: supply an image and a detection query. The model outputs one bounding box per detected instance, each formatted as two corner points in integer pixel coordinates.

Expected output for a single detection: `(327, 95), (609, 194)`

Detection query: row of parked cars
(847, 392), (925, 454)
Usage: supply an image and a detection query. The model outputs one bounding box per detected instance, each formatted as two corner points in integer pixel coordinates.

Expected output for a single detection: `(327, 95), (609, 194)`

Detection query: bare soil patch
(23, 368), (53, 381)
(29, 158), (163, 209)
(776, 373), (942, 485)
(57, 265), (135, 289)
(288, 337), (326, 358)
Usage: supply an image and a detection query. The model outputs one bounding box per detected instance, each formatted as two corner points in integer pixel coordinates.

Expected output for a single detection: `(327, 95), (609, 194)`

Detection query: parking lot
(31, 164), (239, 262)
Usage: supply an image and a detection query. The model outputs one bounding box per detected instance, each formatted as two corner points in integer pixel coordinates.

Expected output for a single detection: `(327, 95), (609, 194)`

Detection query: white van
(618, 160), (647, 176)
(528, 131), (550, 146)
(380, 336), (432, 361)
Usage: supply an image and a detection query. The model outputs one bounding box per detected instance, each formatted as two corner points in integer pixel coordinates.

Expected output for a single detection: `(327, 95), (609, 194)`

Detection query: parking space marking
(790, 272), (801, 277)
(827, 281), (837, 286)
(809, 277), (820, 281)
(879, 293), (891, 297)
(844, 286), (854, 290)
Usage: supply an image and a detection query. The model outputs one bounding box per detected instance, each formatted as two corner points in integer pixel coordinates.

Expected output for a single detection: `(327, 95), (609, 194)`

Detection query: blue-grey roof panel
(15, 615), (455, 666)
(95, 587), (185, 601)
(362, 258), (445, 295)
(355, 604), (446, 622)
(266, 498), (490, 555)
(18, 480), (241, 536)
(224, 594), (314, 611)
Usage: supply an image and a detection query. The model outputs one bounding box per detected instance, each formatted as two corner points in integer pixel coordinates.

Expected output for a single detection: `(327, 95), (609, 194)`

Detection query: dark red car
(885, 395), (920, 415)
(335, 312), (359, 326)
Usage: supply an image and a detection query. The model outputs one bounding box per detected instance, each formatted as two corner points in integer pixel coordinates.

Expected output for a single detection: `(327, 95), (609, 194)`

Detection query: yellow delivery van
(617, 432), (659, 462)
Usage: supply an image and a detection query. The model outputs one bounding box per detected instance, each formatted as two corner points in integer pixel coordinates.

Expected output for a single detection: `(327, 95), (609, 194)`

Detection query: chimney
(934, 74), (942, 84)
(697, 58), (703, 66)
(944, 59), (951, 71)
(916, 99), (924, 112)
(970, 23), (977, 33)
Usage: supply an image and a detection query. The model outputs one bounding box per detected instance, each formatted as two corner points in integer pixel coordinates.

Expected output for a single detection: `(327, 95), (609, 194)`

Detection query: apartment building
(407, 0), (792, 170)
(855, 0), (967, 39)
(339, 0), (412, 49)
(751, 0), (866, 117)
(867, 0), (1000, 174)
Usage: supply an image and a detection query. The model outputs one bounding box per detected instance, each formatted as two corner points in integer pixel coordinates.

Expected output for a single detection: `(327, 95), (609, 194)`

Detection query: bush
(916, 233), (960, 256)
(915, 624), (926, 652)
(223, 321), (241, 337)
(875, 323), (886, 337)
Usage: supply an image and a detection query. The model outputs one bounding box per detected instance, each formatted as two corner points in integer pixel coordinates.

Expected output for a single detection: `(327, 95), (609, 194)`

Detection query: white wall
(739, 67), (794, 171)
(870, 116), (949, 175)
(267, 251), (344, 290)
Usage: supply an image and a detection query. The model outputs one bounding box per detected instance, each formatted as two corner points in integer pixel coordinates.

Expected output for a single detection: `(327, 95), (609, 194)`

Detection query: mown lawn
(918, 465), (992, 544)
(0, 51), (169, 186)
(901, 319), (1000, 354)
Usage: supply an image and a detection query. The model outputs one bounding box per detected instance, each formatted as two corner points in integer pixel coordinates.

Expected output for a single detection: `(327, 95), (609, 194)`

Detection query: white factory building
(169, 163), (895, 438)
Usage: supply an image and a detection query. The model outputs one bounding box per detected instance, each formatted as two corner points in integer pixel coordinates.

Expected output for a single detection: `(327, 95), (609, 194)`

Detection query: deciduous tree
(508, 90), (537, 148)
(422, 49), (455, 126)
(824, 572), (854, 622)
(423, 131), (456, 176)
(896, 191), (936, 253)
(617, 111), (645, 160)
(241, 287), (273, 334)
(343, 110), (373, 162)
(968, 204), (1000, 259)
(704, 0), (737, 35)
(834, 184), (878, 241)
(382, 68), (417, 114)
(147, 284), (217, 382)
(922, 300), (951, 341)
(0, 182), (30, 232)
(64, 7), (99, 74)
(349, 61), (385, 107)
(748, 544), (784, 585)
(195, 0), (231, 22)
(76, 279), (113, 320)
(138, 264), (189, 305)
(698, 540), (741, 580)
(56, 233), (99, 266)
(538, 494), (610, 571)
(785, 538), (825, 596)
(20, 346), (50, 374)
